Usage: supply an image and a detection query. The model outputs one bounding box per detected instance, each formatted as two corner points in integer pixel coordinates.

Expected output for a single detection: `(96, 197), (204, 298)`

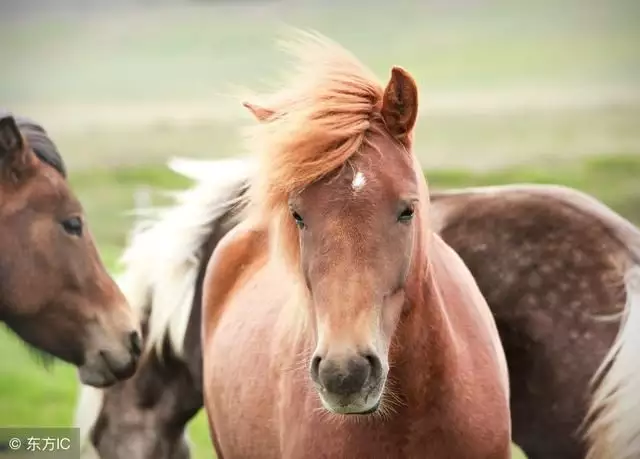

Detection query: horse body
(202, 32), (510, 458)
(0, 113), (141, 387)
(431, 185), (640, 458)
(204, 225), (510, 459)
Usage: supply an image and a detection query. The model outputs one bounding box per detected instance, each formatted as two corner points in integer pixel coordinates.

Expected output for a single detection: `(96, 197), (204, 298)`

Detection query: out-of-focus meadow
(1, 0), (639, 457)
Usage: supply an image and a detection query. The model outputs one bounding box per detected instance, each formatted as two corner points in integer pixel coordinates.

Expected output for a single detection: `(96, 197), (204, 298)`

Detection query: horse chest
(277, 407), (508, 459)
(274, 373), (510, 459)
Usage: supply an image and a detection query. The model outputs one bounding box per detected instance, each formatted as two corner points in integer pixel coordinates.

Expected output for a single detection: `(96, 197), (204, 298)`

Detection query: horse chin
(78, 363), (118, 388)
(318, 390), (383, 416)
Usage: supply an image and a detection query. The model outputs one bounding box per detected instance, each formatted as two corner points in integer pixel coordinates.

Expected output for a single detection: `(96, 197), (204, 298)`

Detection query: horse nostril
(129, 331), (142, 358)
(310, 355), (322, 381)
(364, 353), (380, 376)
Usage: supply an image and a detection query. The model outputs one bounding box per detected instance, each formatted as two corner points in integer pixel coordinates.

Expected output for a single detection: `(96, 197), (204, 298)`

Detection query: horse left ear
(381, 67), (419, 144)
(0, 115), (24, 161)
(243, 102), (276, 123)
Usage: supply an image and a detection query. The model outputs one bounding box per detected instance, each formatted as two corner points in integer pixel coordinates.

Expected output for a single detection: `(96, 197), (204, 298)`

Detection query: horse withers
(0, 114), (141, 387)
(201, 32), (511, 458)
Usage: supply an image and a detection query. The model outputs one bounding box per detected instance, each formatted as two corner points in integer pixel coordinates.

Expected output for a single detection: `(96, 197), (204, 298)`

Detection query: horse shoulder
(201, 219), (270, 339)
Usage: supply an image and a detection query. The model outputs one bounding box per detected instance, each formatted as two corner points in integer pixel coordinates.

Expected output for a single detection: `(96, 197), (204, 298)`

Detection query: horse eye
(291, 210), (305, 229)
(398, 206), (415, 222)
(61, 216), (83, 236)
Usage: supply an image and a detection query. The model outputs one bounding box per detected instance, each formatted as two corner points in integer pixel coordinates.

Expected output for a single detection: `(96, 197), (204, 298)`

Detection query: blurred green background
(1, 0), (639, 458)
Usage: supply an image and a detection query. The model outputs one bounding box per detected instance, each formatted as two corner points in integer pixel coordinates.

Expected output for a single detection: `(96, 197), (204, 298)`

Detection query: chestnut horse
(0, 113), (141, 387)
(201, 33), (511, 458)
(76, 158), (640, 459)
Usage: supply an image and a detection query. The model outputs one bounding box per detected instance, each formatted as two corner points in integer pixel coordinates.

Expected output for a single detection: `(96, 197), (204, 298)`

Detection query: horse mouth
(324, 400), (381, 416)
(354, 401), (380, 415)
(319, 388), (383, 415)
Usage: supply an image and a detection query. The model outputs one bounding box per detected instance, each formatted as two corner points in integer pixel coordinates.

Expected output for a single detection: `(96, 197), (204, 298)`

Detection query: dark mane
(14, 116), (67, 178)
(0, 109), (67, 178)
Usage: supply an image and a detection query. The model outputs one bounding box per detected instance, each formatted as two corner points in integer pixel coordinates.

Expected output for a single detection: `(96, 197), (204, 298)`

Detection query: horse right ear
(0, 115), (24, 161)
(381, 67), (419, 145)
(243, 102), (276, 122)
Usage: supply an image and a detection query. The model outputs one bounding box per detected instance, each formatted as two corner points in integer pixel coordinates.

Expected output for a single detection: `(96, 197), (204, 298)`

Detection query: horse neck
(390, 202), (461, 402)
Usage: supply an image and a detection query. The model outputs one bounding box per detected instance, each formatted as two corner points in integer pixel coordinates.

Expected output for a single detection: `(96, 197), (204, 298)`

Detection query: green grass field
(2, 0), (640, 457)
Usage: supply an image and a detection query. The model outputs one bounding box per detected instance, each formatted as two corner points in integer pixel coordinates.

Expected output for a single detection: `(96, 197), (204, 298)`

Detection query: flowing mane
(244, 31), (386, 267)
(116, 158), (249, 358)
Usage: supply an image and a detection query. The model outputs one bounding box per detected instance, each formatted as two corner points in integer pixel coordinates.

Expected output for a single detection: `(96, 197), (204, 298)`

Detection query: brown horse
(76, 158), (640, 459)
(0, 113), (141, 387)
(201, 32), (511, 458)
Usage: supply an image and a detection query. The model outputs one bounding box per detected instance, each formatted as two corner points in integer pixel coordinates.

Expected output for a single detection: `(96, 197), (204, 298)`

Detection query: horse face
(291, 133), (420, 414)
(0, 115), (141, 387)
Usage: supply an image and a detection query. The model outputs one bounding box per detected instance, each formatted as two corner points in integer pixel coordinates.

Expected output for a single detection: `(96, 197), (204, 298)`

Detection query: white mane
(119, 157), (253, 357)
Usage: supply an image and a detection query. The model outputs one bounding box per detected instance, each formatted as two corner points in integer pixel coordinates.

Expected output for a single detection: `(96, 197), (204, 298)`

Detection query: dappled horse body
(201, 33), (511, 458)
(0, 113), (141, 387)
(76, 156), (640, 459)
(431, 186), (640, 459)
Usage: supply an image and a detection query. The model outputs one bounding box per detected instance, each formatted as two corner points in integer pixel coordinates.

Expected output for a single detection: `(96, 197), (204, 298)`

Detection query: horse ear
(242, 102), (276, 122)
(381, 67), (419, 144)
(0, 115), (24, 161)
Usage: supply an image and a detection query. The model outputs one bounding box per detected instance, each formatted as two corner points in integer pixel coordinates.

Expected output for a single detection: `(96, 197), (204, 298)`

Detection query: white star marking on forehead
(351, 171), (366, 191)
